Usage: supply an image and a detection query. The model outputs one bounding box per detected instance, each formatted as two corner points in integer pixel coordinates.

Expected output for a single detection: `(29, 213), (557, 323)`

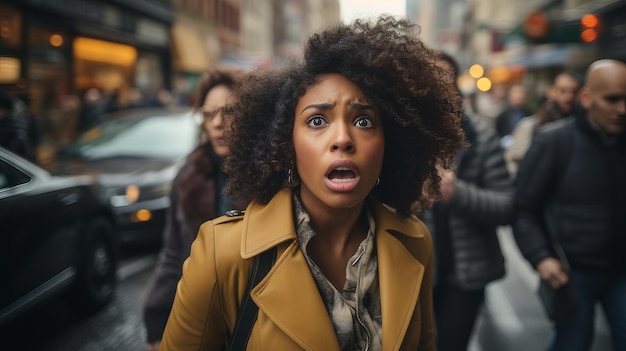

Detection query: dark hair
(437, 51), (460, 78)
(224, 15), (465, 216)
(193, 67), (247, 111)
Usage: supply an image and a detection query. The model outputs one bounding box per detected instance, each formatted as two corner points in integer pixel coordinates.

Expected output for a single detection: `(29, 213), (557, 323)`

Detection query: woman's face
(202, 84), (233, 157)
(293, 73), (385, 214)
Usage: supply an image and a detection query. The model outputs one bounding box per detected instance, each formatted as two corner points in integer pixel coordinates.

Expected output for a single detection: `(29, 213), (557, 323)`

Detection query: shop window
(0, 56), (20, 84)
(73, 37), (137, 109)
(28, 25), (72, 146)
(74, 37), (137, 66)
(0, 4), (22, 84)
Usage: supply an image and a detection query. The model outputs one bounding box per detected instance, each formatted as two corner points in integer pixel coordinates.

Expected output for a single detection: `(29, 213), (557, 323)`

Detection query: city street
(1, 251), (157, 351)
(1, 227), (613, 351)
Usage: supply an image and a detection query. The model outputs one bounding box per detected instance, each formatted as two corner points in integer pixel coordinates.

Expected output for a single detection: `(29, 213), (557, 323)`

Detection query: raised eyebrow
(300, 103), (334, 114)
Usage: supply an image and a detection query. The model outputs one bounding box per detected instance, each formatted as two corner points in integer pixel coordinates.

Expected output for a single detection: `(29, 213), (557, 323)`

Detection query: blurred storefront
(0, 0), (173, 155)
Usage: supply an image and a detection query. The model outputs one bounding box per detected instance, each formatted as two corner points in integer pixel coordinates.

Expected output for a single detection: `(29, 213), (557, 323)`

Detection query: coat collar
(240, 188), (298, 259)
(241, 188), (424, 257)
(242, 188), (427, 350)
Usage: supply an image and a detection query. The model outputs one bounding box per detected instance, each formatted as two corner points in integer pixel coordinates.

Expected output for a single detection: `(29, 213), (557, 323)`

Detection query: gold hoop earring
(288, 166), (294, 185)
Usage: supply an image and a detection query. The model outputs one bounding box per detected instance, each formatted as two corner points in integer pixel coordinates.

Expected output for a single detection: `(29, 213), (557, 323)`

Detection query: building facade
(0, 0), (173, 148)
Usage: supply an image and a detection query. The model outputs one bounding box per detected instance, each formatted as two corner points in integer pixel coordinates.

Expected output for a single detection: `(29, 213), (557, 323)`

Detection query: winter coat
(513, 111), (626, 272)
(160, 188), (436, 351)
(423, 117), (513, 290)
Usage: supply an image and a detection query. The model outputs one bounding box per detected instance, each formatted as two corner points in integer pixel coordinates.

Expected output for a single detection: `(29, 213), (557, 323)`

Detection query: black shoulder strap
(227, 248), (276, 351)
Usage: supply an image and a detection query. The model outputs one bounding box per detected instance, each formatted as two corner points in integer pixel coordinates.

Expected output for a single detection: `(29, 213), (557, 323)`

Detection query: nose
(211, 110), (224, 128)
(330, 121), (354, 152)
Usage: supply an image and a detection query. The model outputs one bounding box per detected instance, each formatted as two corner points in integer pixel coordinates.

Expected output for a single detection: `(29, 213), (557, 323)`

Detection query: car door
(0, 157), (81, 323)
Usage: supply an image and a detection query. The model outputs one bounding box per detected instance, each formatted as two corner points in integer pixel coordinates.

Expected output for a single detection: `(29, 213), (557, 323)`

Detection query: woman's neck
(307, 204), (367, 254)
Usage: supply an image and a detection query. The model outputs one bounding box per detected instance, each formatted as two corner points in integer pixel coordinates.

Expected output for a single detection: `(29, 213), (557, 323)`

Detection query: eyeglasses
(202, 107), (224, 120)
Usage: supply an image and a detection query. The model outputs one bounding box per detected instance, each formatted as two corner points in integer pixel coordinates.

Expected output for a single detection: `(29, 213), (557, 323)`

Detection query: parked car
(46, 108), (199, 247)
(0, 146), (118, 327)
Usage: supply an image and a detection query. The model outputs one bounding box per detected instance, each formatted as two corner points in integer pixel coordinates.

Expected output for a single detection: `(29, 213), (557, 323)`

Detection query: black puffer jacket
(423, 116), (513, 290)
(513, 111), (626, 272)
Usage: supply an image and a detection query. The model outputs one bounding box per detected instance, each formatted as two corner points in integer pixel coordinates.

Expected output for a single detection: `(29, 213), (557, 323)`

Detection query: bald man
(513, 59), (626, 351)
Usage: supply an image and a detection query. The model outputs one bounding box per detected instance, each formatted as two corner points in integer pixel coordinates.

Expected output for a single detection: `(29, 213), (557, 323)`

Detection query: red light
(581, 14), (599, 28)
(580, 13), (601, 43)
(581, 29), (599, 43)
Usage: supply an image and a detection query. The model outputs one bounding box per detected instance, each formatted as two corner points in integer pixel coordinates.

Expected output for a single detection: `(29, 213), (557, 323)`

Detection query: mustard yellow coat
(160, 189), (436, 351)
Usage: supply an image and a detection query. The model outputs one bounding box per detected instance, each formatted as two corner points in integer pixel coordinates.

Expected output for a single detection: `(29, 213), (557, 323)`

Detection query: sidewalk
(469, 227), (612, 351)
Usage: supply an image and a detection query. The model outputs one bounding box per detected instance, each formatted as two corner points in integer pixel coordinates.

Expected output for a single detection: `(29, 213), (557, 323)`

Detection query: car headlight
(106, 182), (172, 207)
(108, 185), (140, 207)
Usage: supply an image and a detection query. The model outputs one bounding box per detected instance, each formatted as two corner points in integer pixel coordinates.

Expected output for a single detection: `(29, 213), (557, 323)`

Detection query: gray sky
(339, 0), (406, 23)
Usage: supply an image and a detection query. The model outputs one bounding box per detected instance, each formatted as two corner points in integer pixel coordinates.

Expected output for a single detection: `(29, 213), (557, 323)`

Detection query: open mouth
(327, 167), (358, 182)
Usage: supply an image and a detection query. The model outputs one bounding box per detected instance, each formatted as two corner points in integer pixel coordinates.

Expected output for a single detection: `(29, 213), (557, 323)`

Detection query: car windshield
(62, 113), (197, 160)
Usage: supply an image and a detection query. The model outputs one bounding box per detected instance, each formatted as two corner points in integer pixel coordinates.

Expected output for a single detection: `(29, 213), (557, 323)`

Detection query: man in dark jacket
(424, 53), (513, 351)
(513, 59), (626, 351)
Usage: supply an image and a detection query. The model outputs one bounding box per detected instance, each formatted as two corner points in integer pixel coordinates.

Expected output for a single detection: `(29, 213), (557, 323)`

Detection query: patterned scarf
(293, 195), (382, 351)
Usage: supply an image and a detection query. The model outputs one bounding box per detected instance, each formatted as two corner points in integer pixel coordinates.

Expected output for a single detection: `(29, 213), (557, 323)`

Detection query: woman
(160, 16), (465, 351)
(142, 67), (246, 351)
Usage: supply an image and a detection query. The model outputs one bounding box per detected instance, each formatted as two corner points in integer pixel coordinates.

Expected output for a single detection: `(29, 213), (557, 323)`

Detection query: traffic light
(580, 13), (601, 43)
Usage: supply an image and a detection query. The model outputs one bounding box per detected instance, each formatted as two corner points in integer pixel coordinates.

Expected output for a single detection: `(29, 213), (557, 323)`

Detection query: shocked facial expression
(293, 73), (385, 213)
(203, 84), (234, 157)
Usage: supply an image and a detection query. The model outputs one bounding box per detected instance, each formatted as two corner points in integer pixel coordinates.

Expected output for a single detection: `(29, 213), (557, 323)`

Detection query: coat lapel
(371, 199), (426, 351)
(241, 189), (341, 351)
(252, 242), (341, 351)
(377, 231), (425, 350)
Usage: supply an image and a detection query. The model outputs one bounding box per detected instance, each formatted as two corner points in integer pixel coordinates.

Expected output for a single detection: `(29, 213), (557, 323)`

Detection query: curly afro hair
(224, 15), (465, 216)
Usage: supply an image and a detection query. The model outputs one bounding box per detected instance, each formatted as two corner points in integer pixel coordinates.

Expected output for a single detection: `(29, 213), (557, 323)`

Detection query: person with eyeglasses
(142, 67), (248, 351)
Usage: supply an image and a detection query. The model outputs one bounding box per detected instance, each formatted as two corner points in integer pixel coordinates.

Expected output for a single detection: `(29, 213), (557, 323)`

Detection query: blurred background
(0, 0), (342, 161)
(1, 0), (622, 160)
(0, 0), (618, 350)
